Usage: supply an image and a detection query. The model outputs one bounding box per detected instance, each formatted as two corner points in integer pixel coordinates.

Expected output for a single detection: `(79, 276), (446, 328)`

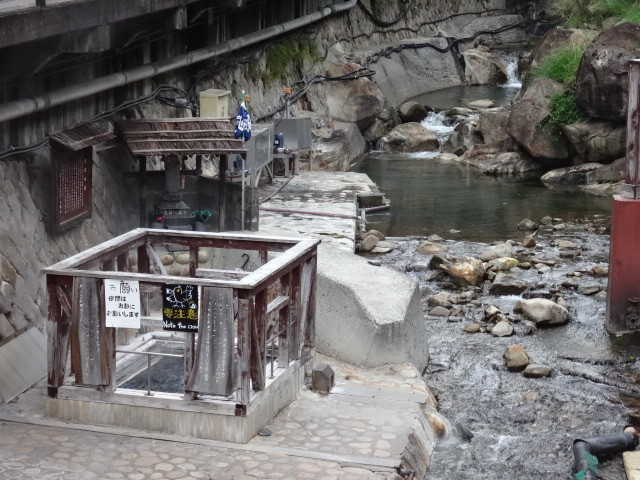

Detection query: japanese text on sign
(104, 279), (141, 328)
(162, 284), (199, 332)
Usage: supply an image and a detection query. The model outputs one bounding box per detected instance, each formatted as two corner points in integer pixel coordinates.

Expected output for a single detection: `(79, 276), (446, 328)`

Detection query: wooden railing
(45, 228), (319, 415)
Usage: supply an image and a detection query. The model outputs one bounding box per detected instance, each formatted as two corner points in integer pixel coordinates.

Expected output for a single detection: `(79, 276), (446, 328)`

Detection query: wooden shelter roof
(117, 118), (247, 156)
(50, 120), (115, 151)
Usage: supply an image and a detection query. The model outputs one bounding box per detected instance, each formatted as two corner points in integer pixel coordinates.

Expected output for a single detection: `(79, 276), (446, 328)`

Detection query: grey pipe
(0, 0), (357, 124)
(572, 429), (638, 479)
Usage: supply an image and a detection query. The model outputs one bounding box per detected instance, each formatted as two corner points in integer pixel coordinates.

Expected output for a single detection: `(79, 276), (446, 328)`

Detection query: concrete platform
(0, 355), (439, 479)
(625, 451), (640, 480)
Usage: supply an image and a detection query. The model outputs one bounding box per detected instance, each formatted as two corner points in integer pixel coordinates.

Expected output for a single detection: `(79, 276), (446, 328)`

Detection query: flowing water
(353, 78), (639, 478)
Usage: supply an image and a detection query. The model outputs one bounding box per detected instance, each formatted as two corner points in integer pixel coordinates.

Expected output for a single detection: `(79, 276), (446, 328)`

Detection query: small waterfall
(420, 111), (457, 147)
(500, 54), (522, 89)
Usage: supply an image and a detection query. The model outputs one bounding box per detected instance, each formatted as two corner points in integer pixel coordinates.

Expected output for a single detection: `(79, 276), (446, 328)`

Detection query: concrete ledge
(316, 244), (428, 371)
(47, 356), (310, 444)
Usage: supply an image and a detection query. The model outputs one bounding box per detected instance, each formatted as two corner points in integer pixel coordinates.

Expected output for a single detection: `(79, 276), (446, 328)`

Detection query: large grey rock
(443, 119), (482, 155)
(461, 47), (508, 85)
(448, 257), (485, 286)
(507, 78), (570, 160)
(492, 321), (514, 337)
(480, 243), (514, 261)
(398, 101), (428, 123)
(312, 122), (367, 171)
(489, 272), (528, 295)
(562, 119), (626, 164)
(316, 245), (428, 370)
(469, 150), (539, 176)
(417, 241), (448, 255)
(585, 157), (625, 185)
(478, 108), (511, 144)
(518, 298), (570, 326)
(523, 364), (553, 378)
(541, 163), (603, 186)
(324, 63), (385, 130)
(380, 123), (439, 153)
(576, 23), (640, 121)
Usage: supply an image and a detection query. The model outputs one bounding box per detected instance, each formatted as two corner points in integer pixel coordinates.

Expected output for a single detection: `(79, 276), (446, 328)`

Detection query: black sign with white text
(162, 284), (199, 332)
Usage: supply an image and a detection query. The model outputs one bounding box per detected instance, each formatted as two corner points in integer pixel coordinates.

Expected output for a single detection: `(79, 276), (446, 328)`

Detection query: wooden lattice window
(49, 141), (92, 233)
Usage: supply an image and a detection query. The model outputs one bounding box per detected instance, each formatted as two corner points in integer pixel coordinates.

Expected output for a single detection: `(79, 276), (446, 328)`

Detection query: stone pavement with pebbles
(0, 357), (436, 480)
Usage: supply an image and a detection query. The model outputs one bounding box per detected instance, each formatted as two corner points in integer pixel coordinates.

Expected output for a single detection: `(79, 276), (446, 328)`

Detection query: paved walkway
(0, 356), (434, 480)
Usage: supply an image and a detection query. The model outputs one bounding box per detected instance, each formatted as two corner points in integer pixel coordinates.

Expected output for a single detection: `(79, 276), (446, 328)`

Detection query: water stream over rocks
(369, 219), (640, 479)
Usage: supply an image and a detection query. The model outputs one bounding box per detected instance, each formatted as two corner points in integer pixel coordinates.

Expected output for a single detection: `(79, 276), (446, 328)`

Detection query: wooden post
(236, 295), (252, 409)
(183, 246), (199, 397)
(304, 254), (317, 349)
(137, 243), (149, 274)
(219, 154), (227, 232)
(47, 277), (71, 397)
(278, 273), (291, 369)
(250, 289), (267, 391)
(289, 265), (301, 360)
(139, 156), (147, 226)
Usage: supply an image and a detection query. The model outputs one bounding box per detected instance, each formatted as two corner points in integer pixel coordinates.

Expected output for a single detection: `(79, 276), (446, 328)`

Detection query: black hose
(572, 431), (637, 480)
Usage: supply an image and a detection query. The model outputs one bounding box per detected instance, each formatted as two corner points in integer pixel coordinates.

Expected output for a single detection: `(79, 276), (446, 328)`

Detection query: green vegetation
(249, 35), (320, 86)
(532, 45), (585, 87)
(553, 0), (640, 27)
(544, 90), (584, 128)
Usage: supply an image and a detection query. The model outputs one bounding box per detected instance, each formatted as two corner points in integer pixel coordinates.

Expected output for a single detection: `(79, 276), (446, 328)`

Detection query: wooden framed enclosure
(44, 228), (319, 416)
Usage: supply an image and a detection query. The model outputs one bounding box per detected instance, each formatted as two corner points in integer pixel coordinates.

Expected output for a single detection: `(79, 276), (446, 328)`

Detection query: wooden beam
(278, 273), (290, 369)
(196, 268), (249, 280)
(250, 290), (267, 391)
(289, 266), (301, 361)
(128, 148), (247, 155)
(236, 296), (252, 407)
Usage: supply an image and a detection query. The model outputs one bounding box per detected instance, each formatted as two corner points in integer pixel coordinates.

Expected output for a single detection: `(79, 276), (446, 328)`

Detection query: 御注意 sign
(162, 284), (199, 332)
(104, 279), (141, 328)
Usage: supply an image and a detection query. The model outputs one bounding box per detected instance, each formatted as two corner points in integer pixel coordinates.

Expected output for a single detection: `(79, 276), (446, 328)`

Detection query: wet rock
(519, 298), (570, 326)
(562, 119), (626, 164)
(429, 306), (451, 317)
(367, 259), (382, 266)
(427, 292), (454, 308)
(541, 163), (603, 186)
(485, 305), (501, 319)
(461, 47), (508, 85)
(504, 345), (531, 372)
(457, 291), (476, 303)
(507, 78), (570, 160)
(518, 218), (538, 231)
(381, 122), (439, 152)
(448, 257), (486, 286)
(359, 235), (378, 252)
(579, 285), (602, 296)
(417, 241), (448, 255)
(519, 262), (532, 269)
(521, 321), (538, 335)
(492, 321), (514, 337)
(374, 240), (396, 250)
(406, 263), (430, 272)
(589, 265), (609, 277)
(523, 364), (553, 378)
(446, 107), (474, 116)
(428, 254), (453, 270)
(480, 243), (514, 261)
(487, 257), (519, 271)
(428, 234), (444, 242)
(463, 323), (481, 333)
(540, 216), (553, 225)
(489, 272), (528, 295)
(522, 235), (536, 248)
(557, 240), (577, 248)
(595, 291), (607, 301)
(443, 119), (482, 155)
(371, 246), (392, 254)
(478, 108), (511, 145)
(468, 99), (495, 109)
(398, 101), (428, 123)
(365, 229), (385, 241)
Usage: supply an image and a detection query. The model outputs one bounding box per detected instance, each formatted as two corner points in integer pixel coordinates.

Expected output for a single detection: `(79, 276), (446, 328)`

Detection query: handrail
(115, 348), (184, 396)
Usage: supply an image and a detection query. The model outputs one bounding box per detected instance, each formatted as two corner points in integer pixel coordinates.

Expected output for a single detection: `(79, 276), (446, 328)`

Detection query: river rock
(589, 265), (609, 277)
(518, 298), (569, 326)
(365, 229), (385, 241)
(367, 259), (381, 266)
(489, 272), (528, 295)
(429, 254), (453, 271)
(503, 345), (531, 371)
(487, 257), (519, 271)
(463, 323), (481, 333)
(406, 263), (430, 272)
(507, 78), (570, 160)
(324, 62), (385, 130)
(468, 99), (495, 109)
(427, 292), (454, 308)
(429, 306), (451, 317)
(522, 235), (536, 248)
(398, 101), (428, 123)
(464, 148), (539, 176)
(443, 119), (481, 155)
(447, 107), (474, 116)
(562, 119), (626, 164)
(523, 364), (553, 378)
(417, 241), (448, 255)
(585, 157), (625, 185)
(541, 163), (604, 186)
(579, 285), (601, 295)
(480, 243), (514, 261)
(448, 257), (486, 286)
(359, 235), (379, 252)
(518, 218), (538, 231)
(436, 152), (459, 162)
(381, 122), (439, 152)
(492, 321), (514, 337)
(478, 108), (511, 144)
(461, 47), (508, 85)
(575, 23), (640, 121)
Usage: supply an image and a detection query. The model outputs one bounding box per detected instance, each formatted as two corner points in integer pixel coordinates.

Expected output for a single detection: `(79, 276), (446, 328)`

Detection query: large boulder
(380, 122), (439, 153)
(443, 118), (482, 155)
(585, 157), (625, 184)
(478, 108), (511, 144)
(561, 119), (626, 164)
(311, 122), (366, 171)
(316, 245), (428, 370)
(461, 144), (539, 175)
(507, 78), (570, 161)
(575, 23), (640, 121)
(324, 62), (385, 130)
(461, 47), (508, 85)
(398, 101), (428, 123)
(541, 163), (603, 186)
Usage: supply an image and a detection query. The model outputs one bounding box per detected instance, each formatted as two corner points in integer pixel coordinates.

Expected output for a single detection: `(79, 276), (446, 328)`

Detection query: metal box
(244, 124), (274, 187)
(273, 118), (312, 152)
(199, 89), (231, 118)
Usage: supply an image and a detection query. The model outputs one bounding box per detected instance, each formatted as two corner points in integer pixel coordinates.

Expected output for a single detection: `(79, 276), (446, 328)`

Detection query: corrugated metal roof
(117, 118), (247, 156)
(0, 327), (46, 403)
(50, 120), (115, 151)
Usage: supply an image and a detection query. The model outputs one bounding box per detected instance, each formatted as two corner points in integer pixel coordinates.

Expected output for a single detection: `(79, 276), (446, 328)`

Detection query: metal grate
(49, 141), (92, 233)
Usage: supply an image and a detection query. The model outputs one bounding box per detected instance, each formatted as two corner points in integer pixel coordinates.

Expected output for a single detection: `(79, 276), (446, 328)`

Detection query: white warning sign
(104, 279), (141, 329)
